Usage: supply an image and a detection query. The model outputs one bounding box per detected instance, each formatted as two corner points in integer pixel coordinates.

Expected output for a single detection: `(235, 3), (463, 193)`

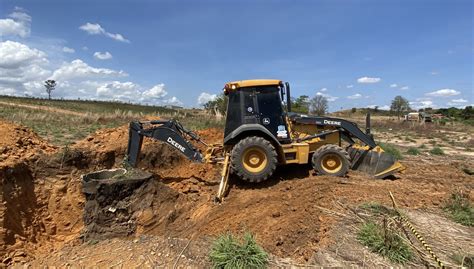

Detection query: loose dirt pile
(0, 121), (57, 166)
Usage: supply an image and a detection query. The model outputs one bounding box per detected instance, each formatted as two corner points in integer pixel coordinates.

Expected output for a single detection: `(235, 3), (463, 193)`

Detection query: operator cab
(223, 79), (292, 145)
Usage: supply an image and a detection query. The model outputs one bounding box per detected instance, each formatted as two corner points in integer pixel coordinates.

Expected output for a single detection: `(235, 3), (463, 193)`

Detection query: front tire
(312, 144), (350, 177)
(230, 136), (278, 183)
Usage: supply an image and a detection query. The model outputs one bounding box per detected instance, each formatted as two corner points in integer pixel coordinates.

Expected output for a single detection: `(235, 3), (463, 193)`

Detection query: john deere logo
(263, 118), (270, 125)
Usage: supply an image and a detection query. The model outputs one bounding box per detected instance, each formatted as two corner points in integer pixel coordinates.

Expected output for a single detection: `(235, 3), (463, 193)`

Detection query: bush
(418, 144), (427, 149)
(444, 192), (473, 226)
(357, 222), (412, 264)
(379, 143), (403, 160)
(406, 147), (420, 155)
(209, 233), (268, 269)
(429, 147), (445, 155)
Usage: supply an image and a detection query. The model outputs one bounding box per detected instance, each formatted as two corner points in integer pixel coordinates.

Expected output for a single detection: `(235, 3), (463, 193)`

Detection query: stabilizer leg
(216, 152), (231, 202)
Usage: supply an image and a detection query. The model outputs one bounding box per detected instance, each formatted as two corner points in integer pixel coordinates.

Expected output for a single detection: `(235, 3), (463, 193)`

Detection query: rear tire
(231, 136), (278, 183)
(312, 144), (350, 177)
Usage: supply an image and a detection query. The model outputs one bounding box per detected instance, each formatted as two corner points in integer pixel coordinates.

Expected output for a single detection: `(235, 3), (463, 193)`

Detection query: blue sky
(0, 0), (472, 110)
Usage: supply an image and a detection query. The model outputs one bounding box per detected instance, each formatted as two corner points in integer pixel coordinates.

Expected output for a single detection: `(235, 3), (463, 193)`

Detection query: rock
(271, 211), (281, 218)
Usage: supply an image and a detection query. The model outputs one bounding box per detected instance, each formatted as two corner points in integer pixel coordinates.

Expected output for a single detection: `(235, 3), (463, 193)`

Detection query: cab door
(255, 86), (289, 142)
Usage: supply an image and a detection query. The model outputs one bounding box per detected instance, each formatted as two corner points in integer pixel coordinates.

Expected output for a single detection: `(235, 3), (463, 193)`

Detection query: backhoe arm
(126, 120), (204, 167)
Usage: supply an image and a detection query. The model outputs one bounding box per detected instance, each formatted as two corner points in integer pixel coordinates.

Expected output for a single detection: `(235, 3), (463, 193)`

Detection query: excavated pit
(81, 168), (152, 240)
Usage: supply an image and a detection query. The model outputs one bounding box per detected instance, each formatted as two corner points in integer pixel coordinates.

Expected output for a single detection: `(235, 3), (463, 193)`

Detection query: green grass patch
(361, 202), (398, 216)
(444, 192), (473, 226)
(451, 253), (473, 268)
(209, 232), (268, 269)
(379, 143), (403, 160)
(406, 147), (421, 155)
(357, 222), (412, 264)
(429, 147), (445, 156)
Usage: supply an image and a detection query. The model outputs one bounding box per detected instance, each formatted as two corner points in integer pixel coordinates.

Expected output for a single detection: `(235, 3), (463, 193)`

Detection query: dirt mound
(72, 123), (223, 183)
(0, 120), (57, 167)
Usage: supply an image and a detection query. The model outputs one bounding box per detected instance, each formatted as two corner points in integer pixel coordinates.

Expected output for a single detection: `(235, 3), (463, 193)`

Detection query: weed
(379, 143), (403, 160)
(357, 221), (412, 264)
(209, 232), (268, 269)
(418, 144), (427, 149)
(406, 147), (420, 155)
(361, 202), (398, 216)
(429, 147), (445, 156)
(451, 253), (473, 268)
(443, 192), (473, 226)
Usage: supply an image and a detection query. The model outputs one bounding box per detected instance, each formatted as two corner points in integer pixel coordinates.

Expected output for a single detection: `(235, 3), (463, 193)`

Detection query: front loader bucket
(349, 146), (405, 178)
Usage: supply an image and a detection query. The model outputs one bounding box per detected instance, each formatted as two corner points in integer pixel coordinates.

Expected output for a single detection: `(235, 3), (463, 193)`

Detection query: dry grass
(0, 97), (224, 145)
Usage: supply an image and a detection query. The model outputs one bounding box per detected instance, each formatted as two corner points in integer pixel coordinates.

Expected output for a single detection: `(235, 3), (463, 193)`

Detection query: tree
(390, 95), (410, 120)
(309, 94), (328, 115)
(44, 80), (56, 100)
(203, 93), (228, 116)
(351, 107), (357, 113)
(290, 95), (310, 114)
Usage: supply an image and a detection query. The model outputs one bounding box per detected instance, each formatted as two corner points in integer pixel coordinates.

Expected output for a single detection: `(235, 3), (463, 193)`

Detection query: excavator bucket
(348, 146), (405, 178)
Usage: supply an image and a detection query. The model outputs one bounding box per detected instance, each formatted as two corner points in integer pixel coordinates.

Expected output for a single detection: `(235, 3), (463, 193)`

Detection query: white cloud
(94, 51), (113, 60)
(430, 71), (439, 75)
(346, 85), (353, 88)
(198, 92), (217, 105)
(410, 98), (435, 109)
(400, 86), (409, 90)
(79, 22), (130, 43)
(316, 92), (338, 102)
(142, 83), (168, 99)
(347, 93), (362, 99)
(50, 59), (127, 81)
(62, 47), (75, 53)
(95, 81), (140, 101)
(0, 8), (31, 38)
(357, 76), (381, 84)
(0, 41), (48, 69)
(320, 87), (328, 92)
(0, 41), (50, 96)
(164, 96), (183, 106)
(426, 88), (460, 97)
(390, 84), (398, 88)
(450, 98), (468, 103)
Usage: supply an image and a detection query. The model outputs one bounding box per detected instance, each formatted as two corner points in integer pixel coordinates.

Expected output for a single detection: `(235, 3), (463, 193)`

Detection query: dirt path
(0, 101), (86, 117)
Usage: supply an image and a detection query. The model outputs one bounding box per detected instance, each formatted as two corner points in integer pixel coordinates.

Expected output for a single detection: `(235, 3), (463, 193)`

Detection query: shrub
(406, 147), (420, 155)
(418, 144), (427, 149)
(429, 147), (445, 155)
(379, 143), (403, 160)
(357, 222), (412, 264)
(444, 192), (473, 226)
(209, 233), (268, 269)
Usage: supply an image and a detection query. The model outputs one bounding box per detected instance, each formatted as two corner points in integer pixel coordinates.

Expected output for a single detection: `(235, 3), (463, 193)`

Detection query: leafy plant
(429, 147), (445, 155)
(357, 221), (412, 264)
(406, 147), (420, 155)
(209, 232), (268, 269)
(379, 143), (403, 160)
(444, 192), (473, 226)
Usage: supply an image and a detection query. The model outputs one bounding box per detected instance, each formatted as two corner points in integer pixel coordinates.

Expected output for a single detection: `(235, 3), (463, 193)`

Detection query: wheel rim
(321, 153), (343, 174)
(242, 147), (268, 173)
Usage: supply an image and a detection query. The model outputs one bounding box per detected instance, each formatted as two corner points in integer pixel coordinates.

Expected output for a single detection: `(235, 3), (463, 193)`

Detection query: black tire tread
(312, 144), (350, 177)
(230, 136), (278, 183)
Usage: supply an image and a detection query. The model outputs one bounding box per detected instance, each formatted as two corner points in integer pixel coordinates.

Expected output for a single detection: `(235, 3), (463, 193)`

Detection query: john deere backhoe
(126, 79), (404, 200)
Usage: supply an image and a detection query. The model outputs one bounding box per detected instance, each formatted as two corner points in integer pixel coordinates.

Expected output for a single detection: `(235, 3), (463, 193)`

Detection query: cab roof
(224, 79), (282, 93)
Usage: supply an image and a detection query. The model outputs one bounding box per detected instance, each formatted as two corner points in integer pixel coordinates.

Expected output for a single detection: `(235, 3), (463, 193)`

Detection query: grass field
(0, 96), (224, 145)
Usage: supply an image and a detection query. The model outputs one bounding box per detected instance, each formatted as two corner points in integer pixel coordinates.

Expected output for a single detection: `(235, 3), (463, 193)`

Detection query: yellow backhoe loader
(125, 79), (405, 200)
